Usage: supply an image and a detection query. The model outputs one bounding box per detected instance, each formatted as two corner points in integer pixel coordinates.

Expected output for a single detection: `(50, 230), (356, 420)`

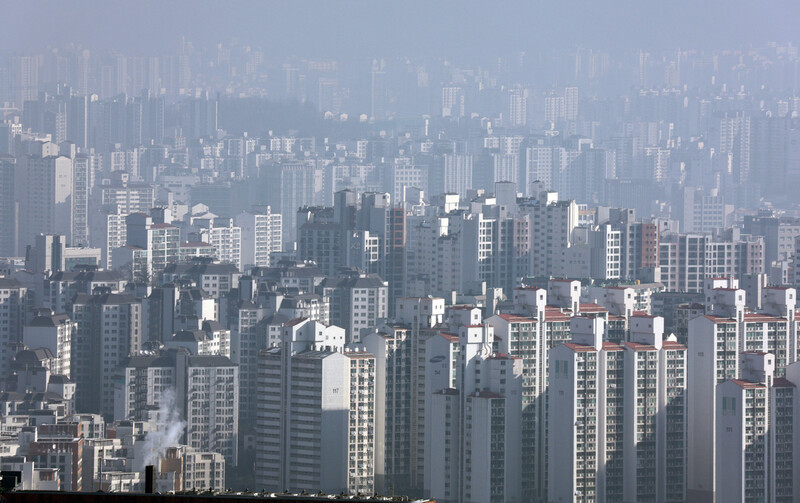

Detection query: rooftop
(703, 315), (736, 324)
(564, 343), (598, 353)
(772, 378), (796, 388)
(730, 379), (766, 389)
(623, 342), (658, 352)
(494, 313), (534, 322)
(27, 314), (73, 328)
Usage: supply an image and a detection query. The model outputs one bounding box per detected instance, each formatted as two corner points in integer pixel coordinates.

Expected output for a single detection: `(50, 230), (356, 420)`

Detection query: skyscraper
(16, 152), (73, 255)
(318, 271), (388, 344)
(564, 86), (579, 122)
(363, 297), (446, 495)
(548, 315), (687, 502)
(371, 61), (387, 121)
(714, 111), (751, 184)
(441, 87), (464, 119)
(264, 160), (323, 247)
(255, 318), (374, 494)
(522, 195), (579, 278)
(67, 95), (88, 148)
(23, 312), (75, 379)
(317, 77), (340, 114)
(11, 56), (38, 107)
(0, 278), (28, 388)
(686, 285), (743, 502)
(71, 291), (143, 418)
(72, 155), (89, 247)
(436, 153), (472, 198)
(715, 354), (800, 503)
(0, 154), (17, 257)
(126, 214), (179, 278)
(121, 348), (239, 465)
(424, 315), (523, 503)
(508, 87), (527, 127)
(235, 208), (283, 270)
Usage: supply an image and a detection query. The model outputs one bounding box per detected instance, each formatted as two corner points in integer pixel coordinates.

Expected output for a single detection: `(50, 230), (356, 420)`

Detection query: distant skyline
(4, 3), (800, 501)
(2, 0), (799, 58)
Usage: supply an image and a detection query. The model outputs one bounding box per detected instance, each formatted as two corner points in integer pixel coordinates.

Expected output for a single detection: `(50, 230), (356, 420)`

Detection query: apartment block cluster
(2, 40), (800, 503)
(0, 175), (797, 502)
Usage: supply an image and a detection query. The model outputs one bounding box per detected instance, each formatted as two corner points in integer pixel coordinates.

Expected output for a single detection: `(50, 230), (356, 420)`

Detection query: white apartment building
(658, 233), (765, 293)
(583, 282), (666, 317)
(255, 317), (373, 495)
(386, 158), (427, 205)
(741, 286), (797, 370)
(164, 325), (231, 358)
(622, 315), (687, 502)
(489, 283), (581, 500)
(405, 204), (527, 297)
(567, 224), (622, 280)
(508, 87), (528, 127)
(491, 153), (520, 186)
(521, 195), (579, 278)
(235, 209), (282, 270)
(91, 208), (127, 269)
(318, 272), (388, 344)
(687, 314), (740, 501)
(701, 280), (797, 370)
(687, 279), (798, 500)
(548, 315), (687, 503)
(363, 324), (414, 493)
(265, 160), (324, 247)
(485, 311), (544, 501)
(23, 313), (74, 378)
(405, 215), (462, 297)
(441, 87), (465, 119)
(192, 217), (242, 271)
(276, 294), (330, 325)
(715, 352), (800, 503)
(525, 147), (555, 192)
(325, 163), (383, 203)
(678, 186), (731, 235)
(181, 448), (226, 491)
(439, 154), (472, 197)
(425, 322), (523, 503)
(363, 296), (446, 495)
(152, 445), (226, 492)
(688, 278), (748, 500)
(0, 155), (17, 258)
(16, 154), (73, 255)
(126, 214), (180, 277)
(72, 155), (89, 247)
(120, 348), (239, 465)
(100, 183), (155, 215)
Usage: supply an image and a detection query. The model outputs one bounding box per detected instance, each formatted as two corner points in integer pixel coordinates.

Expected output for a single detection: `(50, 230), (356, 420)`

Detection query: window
(722, 396), (736, 415)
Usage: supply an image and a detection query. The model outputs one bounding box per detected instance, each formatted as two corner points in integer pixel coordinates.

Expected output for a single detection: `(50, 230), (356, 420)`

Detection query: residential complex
(2, 22), (800, 503)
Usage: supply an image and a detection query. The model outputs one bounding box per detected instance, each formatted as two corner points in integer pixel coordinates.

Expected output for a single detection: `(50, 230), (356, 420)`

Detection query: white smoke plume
(136, 387), (186, 471)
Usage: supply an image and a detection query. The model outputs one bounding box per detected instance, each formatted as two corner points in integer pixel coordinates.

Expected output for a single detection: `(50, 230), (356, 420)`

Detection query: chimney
(145, 465), (155, 494)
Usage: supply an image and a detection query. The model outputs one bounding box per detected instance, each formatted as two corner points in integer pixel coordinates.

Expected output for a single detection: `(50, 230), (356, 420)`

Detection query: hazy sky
(2, 1), (799, 58)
